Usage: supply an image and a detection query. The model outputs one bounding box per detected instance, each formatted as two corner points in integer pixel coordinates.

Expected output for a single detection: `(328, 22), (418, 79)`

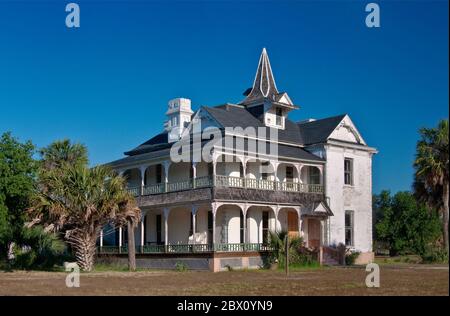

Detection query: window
(345, 211), (354, 246)
(344, 158), (353, 185)
(189, 215), (193, 236)
(275, 107), (282, 125)
(262, 211), (269, 244)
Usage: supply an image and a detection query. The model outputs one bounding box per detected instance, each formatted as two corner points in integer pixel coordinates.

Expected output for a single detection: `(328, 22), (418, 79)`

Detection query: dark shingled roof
(203, 104), (304, 145)
(120, 109), (346, 162)
(203, 105), (264, 129)
(108, 147), (172, 168)
(124, 132), (170, 156)
(297, 114), (346, 146)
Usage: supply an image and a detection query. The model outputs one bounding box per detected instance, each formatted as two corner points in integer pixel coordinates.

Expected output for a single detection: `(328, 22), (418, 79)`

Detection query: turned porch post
(163, 161), (170, 192)
(242, 206), (248, 244)
(211, 203), (217, 248)
(191, 205), (198, 244)
(163, 208), (170, 251)
(212, 161), (217, 186)
(99, 229), (103, 253)
(139, 166), (146, 196)
(140, 216), (145, 253)
(192, 162), (197, 189)
(118, 226), (123, 253)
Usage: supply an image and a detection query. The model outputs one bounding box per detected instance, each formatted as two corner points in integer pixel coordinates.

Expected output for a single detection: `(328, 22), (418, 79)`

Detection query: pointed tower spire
(241, 48), (279, 105)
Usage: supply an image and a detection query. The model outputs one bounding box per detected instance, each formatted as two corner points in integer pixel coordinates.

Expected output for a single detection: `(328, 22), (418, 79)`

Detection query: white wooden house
(100, 48), (377, 270)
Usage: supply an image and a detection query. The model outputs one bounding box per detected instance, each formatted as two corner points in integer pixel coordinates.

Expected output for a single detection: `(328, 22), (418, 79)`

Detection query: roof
(297, 114), (346, 145)
(118, 106), (342, 163)
(203, 104), (305, 145)
(240, 48), (279, 105)
(124, 132), (170, 156)
(302, 201), (334, 217)
(113, 50), (358, 166)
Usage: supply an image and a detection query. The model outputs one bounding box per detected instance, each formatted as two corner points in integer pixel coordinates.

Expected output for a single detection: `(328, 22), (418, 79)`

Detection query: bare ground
(0, 265), (448, 296)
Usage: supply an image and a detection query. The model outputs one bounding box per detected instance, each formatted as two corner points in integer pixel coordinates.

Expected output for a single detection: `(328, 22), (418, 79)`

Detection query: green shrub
(268, 231), (318, 269)
(421, 247), (449, 264)
(175, 261), (188, 272)
(11, 226), (67, 270)
(345, 250), (361, 266)
(374, 191), (442, 257)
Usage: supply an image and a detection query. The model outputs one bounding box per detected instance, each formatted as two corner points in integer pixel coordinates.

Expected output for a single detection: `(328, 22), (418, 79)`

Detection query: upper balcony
(127, 174), (323, 197)
(119, 157), (324, 207)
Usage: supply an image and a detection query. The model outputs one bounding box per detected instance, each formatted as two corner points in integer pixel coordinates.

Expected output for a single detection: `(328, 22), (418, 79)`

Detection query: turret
(164, 98), (193, 143)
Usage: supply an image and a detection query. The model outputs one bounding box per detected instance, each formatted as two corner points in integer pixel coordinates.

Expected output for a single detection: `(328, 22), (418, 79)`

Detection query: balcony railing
(128, 175), (323, 197)
(97, 243), (275, 255)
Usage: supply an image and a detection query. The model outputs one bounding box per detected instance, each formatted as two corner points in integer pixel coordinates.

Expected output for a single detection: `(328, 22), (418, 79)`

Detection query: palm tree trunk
(127, 222), (136, 271)
(69, 231), (96, 272)
(443, 182), (449, 254)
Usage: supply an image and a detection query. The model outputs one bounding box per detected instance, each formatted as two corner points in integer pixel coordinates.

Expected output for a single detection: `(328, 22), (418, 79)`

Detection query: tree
(29, 164), (140, 271)
(0, 132), (36, 259)
(375, 191), (441, 257)
(413, 120), (449, 254)
(38, 139), (88, 171)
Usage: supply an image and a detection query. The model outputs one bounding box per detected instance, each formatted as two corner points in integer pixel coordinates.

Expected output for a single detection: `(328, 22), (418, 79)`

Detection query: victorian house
(100, 48), (377, 271)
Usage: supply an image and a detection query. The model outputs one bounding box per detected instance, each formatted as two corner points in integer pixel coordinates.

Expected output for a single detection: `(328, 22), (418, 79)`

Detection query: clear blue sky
(0, 0), (448, 194)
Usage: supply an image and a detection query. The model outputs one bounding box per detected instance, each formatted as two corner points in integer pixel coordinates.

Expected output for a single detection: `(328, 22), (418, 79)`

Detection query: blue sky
(0, 0), (448, 194)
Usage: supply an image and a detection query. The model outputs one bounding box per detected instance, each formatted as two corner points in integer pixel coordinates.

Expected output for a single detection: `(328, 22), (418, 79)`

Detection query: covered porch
(98, 202), (331, 256)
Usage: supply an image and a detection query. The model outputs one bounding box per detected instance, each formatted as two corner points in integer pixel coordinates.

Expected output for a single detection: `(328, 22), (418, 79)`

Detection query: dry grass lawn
(0, 265), (448, 296)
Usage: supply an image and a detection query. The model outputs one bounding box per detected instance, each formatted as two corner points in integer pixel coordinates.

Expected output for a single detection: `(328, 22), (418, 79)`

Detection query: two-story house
(100, 48), (377, 271)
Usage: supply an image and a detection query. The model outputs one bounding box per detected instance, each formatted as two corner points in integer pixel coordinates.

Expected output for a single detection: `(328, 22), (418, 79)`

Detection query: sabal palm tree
(29, 164), (140, 271)
(38, 139), (88, 170)
(414, 119), (449, 254)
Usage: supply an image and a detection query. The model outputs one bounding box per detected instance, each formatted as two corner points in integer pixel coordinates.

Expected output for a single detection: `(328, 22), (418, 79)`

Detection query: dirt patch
(0, 265), (447, 296)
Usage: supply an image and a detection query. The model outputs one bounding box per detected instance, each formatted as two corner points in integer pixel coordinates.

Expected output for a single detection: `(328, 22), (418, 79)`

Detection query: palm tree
(38, 139), (88, 171)
(29, 160), (140, 271)
(414, 119), (449, 254)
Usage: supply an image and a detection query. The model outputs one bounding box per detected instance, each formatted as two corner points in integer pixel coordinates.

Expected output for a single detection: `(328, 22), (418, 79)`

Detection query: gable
(302, 201), (334, 217)
(328, 115), (366, 145)
(188, 107), (224, 132)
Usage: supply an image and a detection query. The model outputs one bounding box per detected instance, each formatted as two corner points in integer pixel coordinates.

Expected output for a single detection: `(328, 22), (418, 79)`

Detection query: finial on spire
(240, 48), (279, 105)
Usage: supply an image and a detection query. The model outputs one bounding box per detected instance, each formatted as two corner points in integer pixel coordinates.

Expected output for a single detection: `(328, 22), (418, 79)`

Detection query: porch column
(274, 206), (279, 233)
(212, 161), (217, 186)
(320, 219), (324, 247)
(140, 217), (145, 253)
(118, 226), (123, 253)
(192, 162), (197, 189)
(242, 206), (248, 244)
(298, 217), (303, 239)
(100, 229), (103, 250)
(163, 208), (170, 251)
(163, 161), (170, 192)
(242, 161), (247, 188)
(303, 218), (309, 247)
(139, 166), (146, 196)
(191, 205), (198, 244)
(212, 203), (217, 248)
